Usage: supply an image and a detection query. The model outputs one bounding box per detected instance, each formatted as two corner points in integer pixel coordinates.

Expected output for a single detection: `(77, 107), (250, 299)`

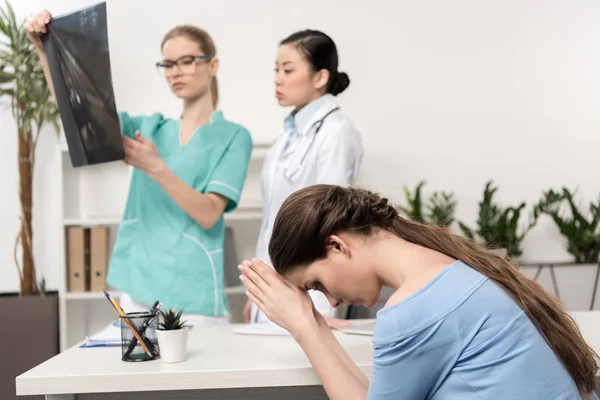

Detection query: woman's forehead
(162, 36), (202, 59)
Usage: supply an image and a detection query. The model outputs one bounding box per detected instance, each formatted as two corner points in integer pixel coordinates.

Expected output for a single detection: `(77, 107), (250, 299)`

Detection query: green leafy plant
(158, 307), (186, 331)
(0, 1), (59, 296)
(398, 181), (426, 223)
(459, 181), (536, 258)
(534, 188), (600, 264)
(397, 180), (457, 227)
(428, 191), (457, 227)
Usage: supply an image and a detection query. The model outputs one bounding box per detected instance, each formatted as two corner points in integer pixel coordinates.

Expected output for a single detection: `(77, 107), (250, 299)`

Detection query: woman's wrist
(35, 45), (47, 57)
(148, 158), (168, 181)
(293, 317), (321, 343)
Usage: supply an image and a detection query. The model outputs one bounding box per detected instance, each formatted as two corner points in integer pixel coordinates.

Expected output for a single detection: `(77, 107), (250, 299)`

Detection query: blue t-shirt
(367, 260), (595, 400)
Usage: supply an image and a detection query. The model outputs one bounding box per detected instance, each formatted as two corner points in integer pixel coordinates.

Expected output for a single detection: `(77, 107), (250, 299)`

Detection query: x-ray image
(42, 2), (124, 167)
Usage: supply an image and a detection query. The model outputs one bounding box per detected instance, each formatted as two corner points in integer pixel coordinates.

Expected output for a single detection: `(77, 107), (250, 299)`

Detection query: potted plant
(156, 307), (189, 363)
(397, 180), (457, 227)
(0, 1), (59, 296)
(530, 188), (600, 310)
(459, 181), (536, 258)
(0, 2), (61, 398)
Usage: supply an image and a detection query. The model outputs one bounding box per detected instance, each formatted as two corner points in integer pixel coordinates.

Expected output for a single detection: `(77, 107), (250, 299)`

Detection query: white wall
(2, 0), (599, 293)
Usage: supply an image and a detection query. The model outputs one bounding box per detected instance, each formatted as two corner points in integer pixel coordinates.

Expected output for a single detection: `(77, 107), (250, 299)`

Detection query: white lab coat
(251, 94), (364, 323)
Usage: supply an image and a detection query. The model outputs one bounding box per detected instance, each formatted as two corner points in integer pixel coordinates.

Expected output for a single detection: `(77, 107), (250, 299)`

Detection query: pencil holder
(120, 311), (160, 362)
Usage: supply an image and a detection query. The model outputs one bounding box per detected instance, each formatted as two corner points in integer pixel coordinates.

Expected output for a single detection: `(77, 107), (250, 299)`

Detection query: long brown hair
(161, 25), (219, 107)
(269, 184), (598, 395)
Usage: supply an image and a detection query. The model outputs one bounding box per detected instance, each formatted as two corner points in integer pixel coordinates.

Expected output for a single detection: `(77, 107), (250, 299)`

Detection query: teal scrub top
(106, 110), (253, 316)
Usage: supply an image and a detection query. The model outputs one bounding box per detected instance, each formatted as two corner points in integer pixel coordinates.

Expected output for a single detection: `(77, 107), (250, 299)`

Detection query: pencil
(103, 291), (153, 356)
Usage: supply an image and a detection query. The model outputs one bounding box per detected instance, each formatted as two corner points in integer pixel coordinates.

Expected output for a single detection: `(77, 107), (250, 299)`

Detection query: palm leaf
(0, 8), (8, 37)
(0, 0), (62, 296)
(399, 181), (426, 223)
(459, 222), (475, 241)
(536, 188), (600, 263)
(0, 67), (12, 83)
(460, 181), (534, 257)
(427, 191), (456, 227)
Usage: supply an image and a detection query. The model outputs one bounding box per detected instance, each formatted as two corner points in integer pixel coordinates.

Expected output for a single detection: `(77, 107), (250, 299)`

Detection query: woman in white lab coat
(245, 30), (364, 328)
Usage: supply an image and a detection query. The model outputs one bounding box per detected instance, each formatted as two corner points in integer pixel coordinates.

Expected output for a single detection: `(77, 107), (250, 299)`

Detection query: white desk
(16, 323), (374, 400)
(571, 311), (600, 360)
(16, 313), (600, 399)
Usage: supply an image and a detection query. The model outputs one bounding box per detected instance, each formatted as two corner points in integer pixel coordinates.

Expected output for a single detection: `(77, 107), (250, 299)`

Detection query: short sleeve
(118, 111), (144, 139)
(204, 128), (253, 213)
(367, 318), (460, 400)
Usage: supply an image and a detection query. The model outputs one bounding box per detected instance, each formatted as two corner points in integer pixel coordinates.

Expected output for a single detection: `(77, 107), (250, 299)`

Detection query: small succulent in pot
(156, 306), (189, 363)
(158, 307), (186, 331)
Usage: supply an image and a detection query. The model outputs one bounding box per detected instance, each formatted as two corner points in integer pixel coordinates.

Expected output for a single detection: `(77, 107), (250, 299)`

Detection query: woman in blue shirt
(27, 13), (252, 324)
(239, 184), (598, 399)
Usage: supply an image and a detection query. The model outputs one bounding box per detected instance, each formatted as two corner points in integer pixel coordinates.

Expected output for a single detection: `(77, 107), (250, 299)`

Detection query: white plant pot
(156, 327), (189, 363)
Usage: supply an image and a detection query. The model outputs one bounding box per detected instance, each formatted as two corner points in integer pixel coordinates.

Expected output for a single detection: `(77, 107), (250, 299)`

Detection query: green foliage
(397, 180), (457, 227)
(158, 307), (186, 331)
(459, 181), (536, 258)
(0, 1), (60, 296)
(428, 191), (457, 227)
(0, 0), (59, 140)
(534, 188), (600, 264)
(398, 181), (426, 223)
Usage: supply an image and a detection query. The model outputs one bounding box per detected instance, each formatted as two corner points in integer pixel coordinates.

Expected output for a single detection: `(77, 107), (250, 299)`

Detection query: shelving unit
(63, 290), (121, 301)
(56, 140), (269, 351)
(63, 207), (263, 227)
(63, 286), (247, 301)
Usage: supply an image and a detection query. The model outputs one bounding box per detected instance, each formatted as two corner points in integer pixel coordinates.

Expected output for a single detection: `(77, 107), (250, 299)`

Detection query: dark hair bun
(329, 71), (350, 96)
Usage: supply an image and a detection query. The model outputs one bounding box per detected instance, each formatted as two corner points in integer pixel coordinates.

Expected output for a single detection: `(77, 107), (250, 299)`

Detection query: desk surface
(571, 311), (600, 355)
(16, 312), (600, 397)
(16, 322), (374, 396)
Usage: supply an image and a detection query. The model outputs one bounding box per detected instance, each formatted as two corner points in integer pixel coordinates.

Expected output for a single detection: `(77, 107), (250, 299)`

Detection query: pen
(102, 291), (153, 357)
(123, 301), (161, 357)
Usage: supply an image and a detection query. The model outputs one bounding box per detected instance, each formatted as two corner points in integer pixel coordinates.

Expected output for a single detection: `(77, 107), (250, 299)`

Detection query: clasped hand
(238, 258), (318, 338)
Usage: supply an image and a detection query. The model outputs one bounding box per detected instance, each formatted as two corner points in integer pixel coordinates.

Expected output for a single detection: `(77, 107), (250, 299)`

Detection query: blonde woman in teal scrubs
(27, 13), (253, 325)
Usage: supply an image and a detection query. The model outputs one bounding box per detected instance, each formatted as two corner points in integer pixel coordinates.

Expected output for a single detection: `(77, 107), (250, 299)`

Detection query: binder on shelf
(67, 226), (89, 292)
(90, 226), (109, 292)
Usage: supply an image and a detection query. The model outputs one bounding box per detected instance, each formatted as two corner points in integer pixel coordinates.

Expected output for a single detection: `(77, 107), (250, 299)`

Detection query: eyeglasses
(155, 55), (213, 75)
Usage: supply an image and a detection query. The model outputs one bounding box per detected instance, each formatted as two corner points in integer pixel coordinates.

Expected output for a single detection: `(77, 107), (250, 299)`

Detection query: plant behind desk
(459, 181), (537, 258)
(397, 180), (457, 227)
(0, 1), (60, 296)
(0, 3), (61, 399)
(534, 188), (600, 264)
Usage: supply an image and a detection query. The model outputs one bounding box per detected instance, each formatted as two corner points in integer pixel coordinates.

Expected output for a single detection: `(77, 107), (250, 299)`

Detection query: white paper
(232, 323), (292, 336)
(84, 321), (122, 345)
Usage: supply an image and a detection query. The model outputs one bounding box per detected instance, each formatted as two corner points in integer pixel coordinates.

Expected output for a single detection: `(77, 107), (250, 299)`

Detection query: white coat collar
(285, 94), (340, 136)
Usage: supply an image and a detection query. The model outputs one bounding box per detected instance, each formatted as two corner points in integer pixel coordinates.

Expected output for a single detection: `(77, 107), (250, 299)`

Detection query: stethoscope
(282, 106), (340, 180)
(251, 106), (341, 323)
